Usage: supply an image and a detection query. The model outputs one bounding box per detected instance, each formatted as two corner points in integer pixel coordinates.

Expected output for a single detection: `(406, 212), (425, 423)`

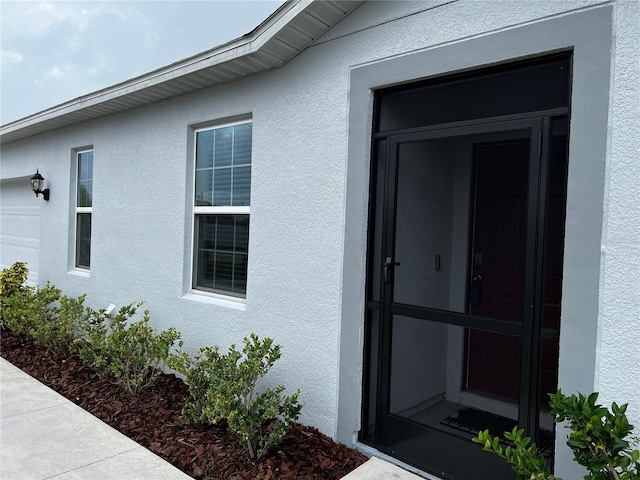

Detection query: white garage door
(1, 180), (40, 285)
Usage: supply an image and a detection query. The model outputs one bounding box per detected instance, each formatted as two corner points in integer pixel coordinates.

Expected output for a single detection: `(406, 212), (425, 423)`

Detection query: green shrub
(77, 303), (181, 395)
(25, 283), (62, 348)
(474, 427), (556, 480)
(4, 282), (60, 339)
(31, 293), (87, 355)
(550, 391), (640, 480)
(0, 262), (31, 330)
(473, 390), (640, 480)
(168, 333), (302, 459)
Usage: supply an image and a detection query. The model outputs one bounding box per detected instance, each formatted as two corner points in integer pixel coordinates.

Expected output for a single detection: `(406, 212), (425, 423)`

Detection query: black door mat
(441, 406), (554, 457)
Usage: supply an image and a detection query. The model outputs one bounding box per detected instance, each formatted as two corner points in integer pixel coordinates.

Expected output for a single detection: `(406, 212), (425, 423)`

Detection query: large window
(75, 150), (93, 269)
(193, 121), (251, 297)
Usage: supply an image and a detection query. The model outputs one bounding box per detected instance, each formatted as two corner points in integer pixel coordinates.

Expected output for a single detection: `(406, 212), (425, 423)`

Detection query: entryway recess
(361, 54), (571, 480)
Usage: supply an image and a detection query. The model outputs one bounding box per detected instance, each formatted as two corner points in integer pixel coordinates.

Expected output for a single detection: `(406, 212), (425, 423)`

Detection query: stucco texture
(1, 4), (639, 479)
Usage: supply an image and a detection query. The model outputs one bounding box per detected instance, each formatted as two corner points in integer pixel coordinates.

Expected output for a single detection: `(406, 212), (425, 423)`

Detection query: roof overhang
(0, 0), (363, 145)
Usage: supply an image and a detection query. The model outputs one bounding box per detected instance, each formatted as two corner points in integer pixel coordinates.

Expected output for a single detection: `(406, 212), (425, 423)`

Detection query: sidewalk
(0, 357), (193, 480)
(0, 357), (423, 480)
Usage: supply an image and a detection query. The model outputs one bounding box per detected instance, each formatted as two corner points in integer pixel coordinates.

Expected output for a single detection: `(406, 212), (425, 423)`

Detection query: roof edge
(1, 0), (314, 137)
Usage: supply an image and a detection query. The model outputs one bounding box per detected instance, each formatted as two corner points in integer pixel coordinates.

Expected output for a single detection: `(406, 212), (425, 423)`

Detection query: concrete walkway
(0, 357), (192, 480)
(0, 357), (423, 480)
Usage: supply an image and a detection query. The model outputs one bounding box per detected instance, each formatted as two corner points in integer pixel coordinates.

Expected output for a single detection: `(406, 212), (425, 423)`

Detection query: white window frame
(75, 149), (93, 270)
(191, 119), (252, 300)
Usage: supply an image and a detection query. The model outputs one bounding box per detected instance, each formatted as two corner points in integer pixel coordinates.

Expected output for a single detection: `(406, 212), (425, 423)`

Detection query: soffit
(0, 0), (363, 145)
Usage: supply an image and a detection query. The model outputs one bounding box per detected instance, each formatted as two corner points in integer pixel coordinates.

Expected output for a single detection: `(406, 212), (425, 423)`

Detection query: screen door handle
(384, 257), (401, 283)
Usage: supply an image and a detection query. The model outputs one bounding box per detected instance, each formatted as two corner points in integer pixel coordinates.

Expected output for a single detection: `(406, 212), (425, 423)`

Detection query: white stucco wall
(596, 0), (640, 423)
(1, 1), (638, 479)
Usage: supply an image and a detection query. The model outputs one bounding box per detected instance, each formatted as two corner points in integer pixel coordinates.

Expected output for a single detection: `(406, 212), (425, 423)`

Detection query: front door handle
(384, 256), (401, 283)
(470, 274), (482, 304)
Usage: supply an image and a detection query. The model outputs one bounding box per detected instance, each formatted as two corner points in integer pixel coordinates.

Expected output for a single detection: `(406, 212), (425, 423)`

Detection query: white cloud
(1, 1), (283, 124)
(34, 64), (73, 87)
(2, 1), (96, 39)
(1, 49), (23, 69)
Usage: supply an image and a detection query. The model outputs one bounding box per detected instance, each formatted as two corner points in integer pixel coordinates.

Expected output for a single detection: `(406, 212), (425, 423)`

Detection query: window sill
(183, 291), (246, 311)
(68, 269), (90, 278)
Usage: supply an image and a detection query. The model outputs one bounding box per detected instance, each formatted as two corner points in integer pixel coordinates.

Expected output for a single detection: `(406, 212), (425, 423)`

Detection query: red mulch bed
(0, 331), (367, 479)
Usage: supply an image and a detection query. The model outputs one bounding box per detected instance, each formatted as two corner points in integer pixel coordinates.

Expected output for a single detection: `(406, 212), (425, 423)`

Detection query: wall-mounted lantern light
(30, 170), (50, 201)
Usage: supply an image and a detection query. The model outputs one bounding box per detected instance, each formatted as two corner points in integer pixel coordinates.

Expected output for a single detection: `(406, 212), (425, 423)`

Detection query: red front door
(466, 140), (529, 401)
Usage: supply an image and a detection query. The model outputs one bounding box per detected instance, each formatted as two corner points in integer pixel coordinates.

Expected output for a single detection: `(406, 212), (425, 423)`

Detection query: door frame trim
(339, 9), (612, 480)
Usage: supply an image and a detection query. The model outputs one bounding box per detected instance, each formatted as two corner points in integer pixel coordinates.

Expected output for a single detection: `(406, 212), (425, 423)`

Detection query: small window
(193, 122), (251, 297)
(75, 150), (93, 269)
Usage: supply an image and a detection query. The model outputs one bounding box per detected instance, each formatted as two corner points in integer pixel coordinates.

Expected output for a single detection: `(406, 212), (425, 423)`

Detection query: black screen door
(364, 116), (568, 479)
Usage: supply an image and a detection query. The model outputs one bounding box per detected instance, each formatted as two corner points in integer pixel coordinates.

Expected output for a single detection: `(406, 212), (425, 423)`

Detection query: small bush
(168, 333), (302, 459)
(31, 293), (87, 355)
(0, 262), (32, 330)
(473, 390), (640, 480)
(77, 303), (181, 395)
(474, 427), (556, 480)
(550, 391), (640, 480)
(4, 281), (87, 357)
(25, 283), (62, 349)
(4, 282), (60, 339)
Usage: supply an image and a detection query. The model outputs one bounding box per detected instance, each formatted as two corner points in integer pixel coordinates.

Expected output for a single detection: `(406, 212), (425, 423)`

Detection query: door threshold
(355, 442), (441, 480)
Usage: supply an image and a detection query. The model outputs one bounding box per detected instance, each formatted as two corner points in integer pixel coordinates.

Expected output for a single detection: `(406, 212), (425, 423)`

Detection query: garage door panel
(1, 182), (40, 285)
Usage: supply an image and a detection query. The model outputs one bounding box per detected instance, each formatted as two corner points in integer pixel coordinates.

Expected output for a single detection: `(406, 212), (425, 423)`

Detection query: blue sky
(0, 0), (283, 125)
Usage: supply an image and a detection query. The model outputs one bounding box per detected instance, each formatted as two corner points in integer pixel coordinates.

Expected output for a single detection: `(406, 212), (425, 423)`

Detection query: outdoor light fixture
(30, 170), (50, 201)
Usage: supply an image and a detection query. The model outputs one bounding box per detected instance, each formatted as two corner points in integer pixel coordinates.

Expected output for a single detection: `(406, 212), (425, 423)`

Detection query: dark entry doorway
(361, 56), (570, 480)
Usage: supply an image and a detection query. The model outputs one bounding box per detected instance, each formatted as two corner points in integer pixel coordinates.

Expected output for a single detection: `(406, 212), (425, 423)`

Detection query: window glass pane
(77, 152), (93, 181)
(77, 152), (93, 207)
(233, 123), (252, 165)
(196, 130), (214, 169)
(214, 252), (234, 291)
(232, 166), (251, 206)
(195, 215), (249, 297)
(199, 215), (216, 250)
(86, 152), (93, 179)
(197, 250), (215, 289)
(234, 216), (249, 253)
(214, 127), (233, 167)
(196, 123), (252, 207)
(233, 253), (248, 293)
(76, 213), (91, 268)
(213, 167), (232, 206)
(215, 216), (235, 251)
(378, 57), (570, 132)
(195, 169), (213, 206)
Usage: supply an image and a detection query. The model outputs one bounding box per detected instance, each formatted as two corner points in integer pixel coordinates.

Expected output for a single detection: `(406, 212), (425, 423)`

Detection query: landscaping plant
(28, 289), (88, 356)
(473, 390), (640, 480)
(1, 264), (88, 356)
(0, 262), (32, 330)
(169, 333), (302, 459)
(77, 303), (181, 395)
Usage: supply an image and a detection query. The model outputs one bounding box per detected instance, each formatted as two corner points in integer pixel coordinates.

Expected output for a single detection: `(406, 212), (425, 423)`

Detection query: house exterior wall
(1, 1), (638, 479)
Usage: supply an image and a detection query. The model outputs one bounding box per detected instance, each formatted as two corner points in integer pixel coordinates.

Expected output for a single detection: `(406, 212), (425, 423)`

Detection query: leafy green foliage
(474, 390), (640, 480)
(0, 262), (32, 330)
(29, 290), (88, 356)
(473, 427), (557, 480)
(77, 303), (181, 395)
(0, 262), (29, 298)
(5, 282), (60, 339)
(549, 390), (640, 480)
(168, 344), (223, 425)
(168, 333), (302, 459)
